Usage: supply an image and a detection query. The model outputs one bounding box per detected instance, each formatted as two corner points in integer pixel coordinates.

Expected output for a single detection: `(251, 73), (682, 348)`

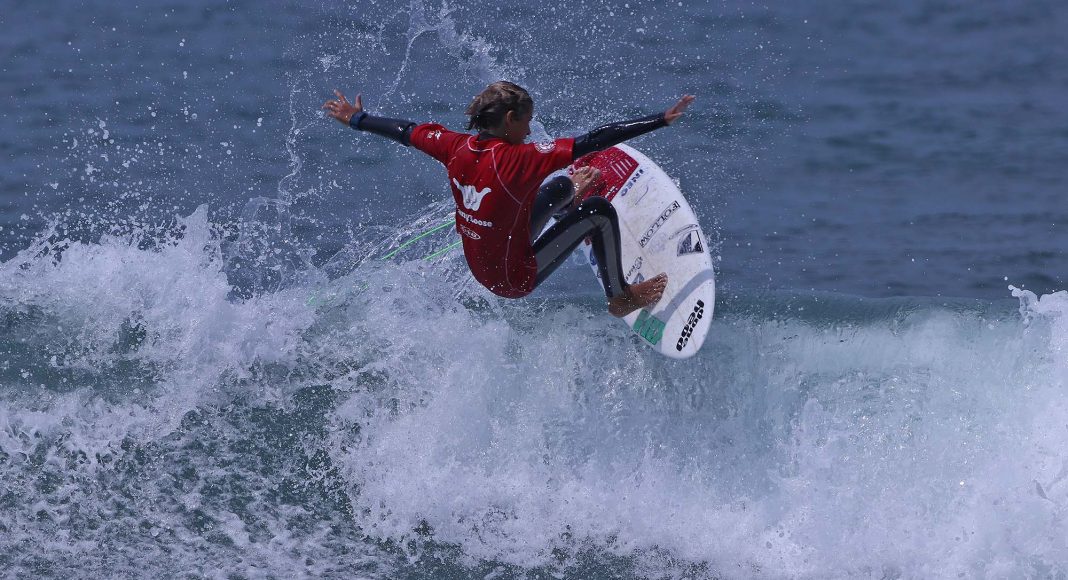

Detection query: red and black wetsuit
(350, 111), (667, 298)
(406, 125), (575, 297)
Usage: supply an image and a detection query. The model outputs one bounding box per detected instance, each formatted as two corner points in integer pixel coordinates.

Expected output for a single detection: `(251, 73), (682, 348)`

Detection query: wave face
(2, 208), (1066, 578)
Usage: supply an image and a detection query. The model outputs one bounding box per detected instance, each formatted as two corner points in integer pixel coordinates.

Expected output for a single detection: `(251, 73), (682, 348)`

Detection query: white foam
(3, 200), (1068, 576)
(322, 285), (1068, 577)
(0, 206), (317, 453)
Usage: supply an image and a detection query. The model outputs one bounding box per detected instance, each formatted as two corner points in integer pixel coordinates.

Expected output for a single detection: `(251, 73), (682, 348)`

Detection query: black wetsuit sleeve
(572, 113), (668, 160)
(349, 112), (416, 146)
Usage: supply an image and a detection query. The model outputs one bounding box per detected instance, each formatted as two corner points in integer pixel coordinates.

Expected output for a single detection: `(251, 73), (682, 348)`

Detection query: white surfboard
(572, 144), (715, 359)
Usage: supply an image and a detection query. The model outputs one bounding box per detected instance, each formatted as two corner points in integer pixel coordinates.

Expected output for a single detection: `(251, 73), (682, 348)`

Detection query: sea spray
(3, 202), (1068, 577)
(3, 0), (1066, 576)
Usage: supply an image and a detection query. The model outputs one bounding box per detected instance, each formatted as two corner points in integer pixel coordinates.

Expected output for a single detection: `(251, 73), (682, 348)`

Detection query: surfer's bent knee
(578, 196), (614, 216)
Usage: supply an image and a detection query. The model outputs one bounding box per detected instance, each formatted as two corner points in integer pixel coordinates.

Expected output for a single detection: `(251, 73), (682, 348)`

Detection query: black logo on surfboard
(639, 201), (680, 248)
(674, 225), (703, 256)
(676, 300), (705, 352)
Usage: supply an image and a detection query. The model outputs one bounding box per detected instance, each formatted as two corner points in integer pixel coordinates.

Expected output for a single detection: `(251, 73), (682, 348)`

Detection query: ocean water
(1, 0), (1067, 578)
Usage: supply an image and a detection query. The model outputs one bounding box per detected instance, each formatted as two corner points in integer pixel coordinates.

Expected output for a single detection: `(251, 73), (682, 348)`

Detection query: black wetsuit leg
(529, 175), (575, 243)
(531, 196), (628, 298)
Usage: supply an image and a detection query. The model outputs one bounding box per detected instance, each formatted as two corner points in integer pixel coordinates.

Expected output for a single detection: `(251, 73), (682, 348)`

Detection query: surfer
(323, 81), (693, 317)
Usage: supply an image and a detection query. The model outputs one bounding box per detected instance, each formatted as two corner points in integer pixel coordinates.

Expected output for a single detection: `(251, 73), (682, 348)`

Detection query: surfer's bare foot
(608, 273), (668, 317)
(571, 166), (601, 199)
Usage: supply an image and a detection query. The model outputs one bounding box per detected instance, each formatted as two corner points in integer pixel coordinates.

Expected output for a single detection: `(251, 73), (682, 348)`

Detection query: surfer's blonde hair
(465, 81), (533, 131)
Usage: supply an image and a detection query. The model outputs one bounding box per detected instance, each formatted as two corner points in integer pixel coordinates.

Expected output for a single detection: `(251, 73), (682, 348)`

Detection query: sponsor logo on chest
(452, 178), (492, 211)
(458, 224), (481, 240)
(457, 209), (493, 228)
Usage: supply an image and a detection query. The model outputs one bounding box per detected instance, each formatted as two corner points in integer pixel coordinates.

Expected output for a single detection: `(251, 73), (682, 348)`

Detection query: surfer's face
(501, 109), (532, 145)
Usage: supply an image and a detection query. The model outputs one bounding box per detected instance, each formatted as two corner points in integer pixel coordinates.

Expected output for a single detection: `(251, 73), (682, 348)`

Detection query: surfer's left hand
(663, 95), (695, 125)
(323, 90), (363, 125)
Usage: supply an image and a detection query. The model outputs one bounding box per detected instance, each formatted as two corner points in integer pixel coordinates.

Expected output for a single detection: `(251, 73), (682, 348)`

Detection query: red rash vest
(409, 123), (575, 298)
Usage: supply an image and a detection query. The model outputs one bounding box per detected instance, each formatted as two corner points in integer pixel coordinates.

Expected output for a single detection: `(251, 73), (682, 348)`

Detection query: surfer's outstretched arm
(323, 90), (417, 146)
(572, 95), (695, 159)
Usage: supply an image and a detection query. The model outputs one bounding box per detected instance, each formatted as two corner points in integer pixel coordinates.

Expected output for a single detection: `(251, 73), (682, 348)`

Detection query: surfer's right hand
(663, 95), (695, 125)
(570, 166), (601, 199)
(323, 90), (363, 125)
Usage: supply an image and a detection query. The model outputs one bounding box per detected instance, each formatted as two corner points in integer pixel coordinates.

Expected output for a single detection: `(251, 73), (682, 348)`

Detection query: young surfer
(323, 81), (693, 317)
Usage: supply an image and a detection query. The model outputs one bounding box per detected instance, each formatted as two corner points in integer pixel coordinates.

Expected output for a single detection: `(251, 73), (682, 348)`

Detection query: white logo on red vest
(458, 224), (481, 240)
(534, 141), (556, 154)
(452, 178), (492, 211)
(428, 129), (443, 140)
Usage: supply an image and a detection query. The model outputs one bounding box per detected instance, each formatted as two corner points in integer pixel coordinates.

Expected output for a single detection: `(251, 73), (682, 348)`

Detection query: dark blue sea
(2, 1), (1067, 578)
